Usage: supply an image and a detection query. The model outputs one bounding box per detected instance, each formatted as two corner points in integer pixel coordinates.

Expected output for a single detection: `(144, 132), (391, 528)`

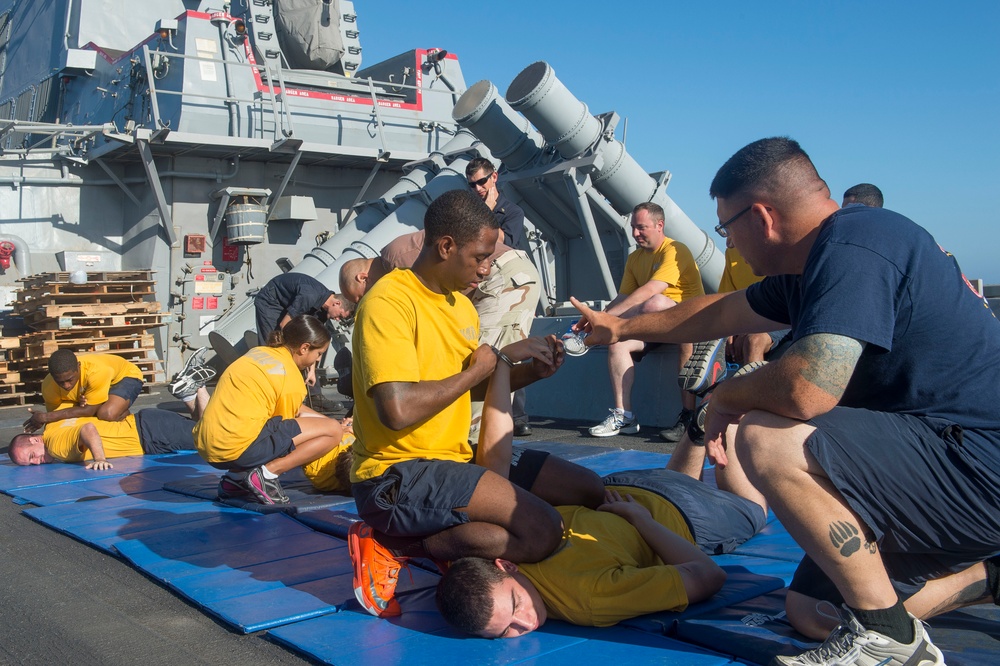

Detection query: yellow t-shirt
(302, 434), (355, 492)
(519, 487), (694, 627)
(718, 247), (763, 293)
(42, 354), (144, 411)
(43, 415), (143, 461)
(193, 346), (306, 463)
(351, 269), (480, 482)
(619, 238), (704, 304)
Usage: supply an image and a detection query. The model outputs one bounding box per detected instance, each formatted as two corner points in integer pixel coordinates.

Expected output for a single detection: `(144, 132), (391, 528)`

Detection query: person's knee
(733, 411), (794, 480)
(640, 294), (676, 314)
(519, 503), (563, 562)
(95, 400), (127, 421)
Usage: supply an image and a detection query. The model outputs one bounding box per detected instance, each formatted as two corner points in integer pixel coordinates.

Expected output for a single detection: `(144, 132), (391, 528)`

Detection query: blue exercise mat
(573, 449), (672, 476)
(116, 512), (439, 633)
(162, 466), (356, 515)
(292, 507), (359, 539)
(0, 459), (128, 493)
(621, 558), (790, 635)
(267, 610), (734, 666)
(12, 459), (219, 507)
(23, 491), (251, 553)
(733, 520), (805, 563)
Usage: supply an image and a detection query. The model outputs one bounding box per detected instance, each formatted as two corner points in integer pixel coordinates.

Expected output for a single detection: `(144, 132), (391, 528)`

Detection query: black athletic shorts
(352, 446), (550, 538)
(208, 416), (302, 471)
(108, 377), (143, 406)
(790, 407), (1000, 601)
(135, 409), (194, 454)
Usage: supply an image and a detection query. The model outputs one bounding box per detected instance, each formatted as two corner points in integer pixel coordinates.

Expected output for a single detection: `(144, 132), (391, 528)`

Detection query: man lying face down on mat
(434, 353), (769, 636)
(8, 407), (199, 470)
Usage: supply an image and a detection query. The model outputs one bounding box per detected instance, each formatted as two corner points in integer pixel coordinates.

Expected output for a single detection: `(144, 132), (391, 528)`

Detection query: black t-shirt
(493, 192), (527, 252)
(746, 205), (1000, 430)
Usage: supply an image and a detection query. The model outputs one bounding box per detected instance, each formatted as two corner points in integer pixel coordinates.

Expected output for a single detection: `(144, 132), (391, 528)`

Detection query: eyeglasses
(715, 205), (752, 238)
(467, 174), (492, 188)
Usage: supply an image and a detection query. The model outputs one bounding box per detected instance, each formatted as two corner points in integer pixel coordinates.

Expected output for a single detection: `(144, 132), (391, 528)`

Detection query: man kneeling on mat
(8, 408), (197, 469)
(434, 362), (768, 636)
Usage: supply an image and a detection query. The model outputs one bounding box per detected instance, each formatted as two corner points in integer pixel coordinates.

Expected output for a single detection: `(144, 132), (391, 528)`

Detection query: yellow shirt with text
(43, 415), (143, 461)
(351, 269), (479, 481)
(194, 346), (305, 463)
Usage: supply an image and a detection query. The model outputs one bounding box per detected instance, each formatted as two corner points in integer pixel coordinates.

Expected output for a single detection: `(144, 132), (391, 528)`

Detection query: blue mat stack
(1, 442), (996, 665)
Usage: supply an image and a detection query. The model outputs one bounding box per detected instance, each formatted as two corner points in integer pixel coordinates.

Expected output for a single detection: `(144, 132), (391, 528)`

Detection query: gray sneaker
(588, 409), (640, 437)
(771, 605), (943, 666)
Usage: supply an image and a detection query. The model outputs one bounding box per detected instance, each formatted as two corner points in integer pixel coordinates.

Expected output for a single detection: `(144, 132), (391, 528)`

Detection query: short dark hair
(7, 433), (34, 464)
(465, 157), (496, 178)
(49, 349), (78, 375)
(267, 314), (331, 349)
(709, 137), (827, 206)
(436, 557), (511, 636)
(423, 189), (498, 248)
(843, 183), (883, 208)
(632, 201), (664, 221)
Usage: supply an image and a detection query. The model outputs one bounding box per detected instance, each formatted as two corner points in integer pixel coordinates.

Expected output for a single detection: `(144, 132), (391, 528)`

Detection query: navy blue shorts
(135, 409), (195, 454)
(352, 446), (551, 538)
(209, 416), (301, 471)
(108, 377), (143, 405)
(790, 407), (1000, 600)
(602, 468), (766, 555)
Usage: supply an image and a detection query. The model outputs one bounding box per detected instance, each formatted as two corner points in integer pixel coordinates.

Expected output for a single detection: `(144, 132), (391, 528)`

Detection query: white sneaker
(771, 605), (943, 666)
(588, 409), (640, 437)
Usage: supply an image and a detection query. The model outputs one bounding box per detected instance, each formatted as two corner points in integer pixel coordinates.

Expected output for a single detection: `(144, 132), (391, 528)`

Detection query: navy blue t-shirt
(255, 273), (331, 339)
(493, 191), (527, 252)
(745, 205), (1000, 431)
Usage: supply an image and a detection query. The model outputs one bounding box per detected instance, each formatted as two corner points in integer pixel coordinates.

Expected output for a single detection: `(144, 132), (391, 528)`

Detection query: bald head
(338, 258), (375, 304)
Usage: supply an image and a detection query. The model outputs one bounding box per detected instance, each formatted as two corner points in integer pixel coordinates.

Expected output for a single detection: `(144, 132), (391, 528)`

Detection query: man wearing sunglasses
(573, 137), (1000, 666)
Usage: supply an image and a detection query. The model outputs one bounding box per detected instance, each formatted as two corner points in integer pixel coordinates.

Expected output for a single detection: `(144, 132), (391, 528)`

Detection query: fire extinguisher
(0, 241), (15, 270)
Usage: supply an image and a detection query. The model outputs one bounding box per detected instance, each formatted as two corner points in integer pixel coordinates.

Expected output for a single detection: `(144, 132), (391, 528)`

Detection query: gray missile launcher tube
(505, 62), (723, 292)
(311, 141), (485, 287)
(292, 129), (479, 277)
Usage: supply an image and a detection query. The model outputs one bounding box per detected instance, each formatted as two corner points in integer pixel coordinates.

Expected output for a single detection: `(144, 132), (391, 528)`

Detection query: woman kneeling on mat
(194, 314), (344, 505)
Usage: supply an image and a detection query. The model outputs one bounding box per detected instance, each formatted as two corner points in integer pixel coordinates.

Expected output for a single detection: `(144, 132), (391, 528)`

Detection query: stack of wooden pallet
(1, 270), (168, 405)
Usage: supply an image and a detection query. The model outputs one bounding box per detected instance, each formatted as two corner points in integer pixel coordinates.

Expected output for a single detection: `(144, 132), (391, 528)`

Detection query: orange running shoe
(348, 521), (405, 617)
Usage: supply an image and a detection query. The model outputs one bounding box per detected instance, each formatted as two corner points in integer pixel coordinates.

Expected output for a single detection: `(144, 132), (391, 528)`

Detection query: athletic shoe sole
(678, 339), (727, 394)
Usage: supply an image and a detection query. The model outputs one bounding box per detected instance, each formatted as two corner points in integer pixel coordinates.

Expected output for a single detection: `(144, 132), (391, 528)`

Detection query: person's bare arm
(469, 335), (564, 400)
(370, 344), (497, 431)
(278, 313), (293, 329)
(78, 422), (113, 470)
(598, 490), (725, 604)
(475, 362), (514, 478)
(573, 291), (781, 348)
(23, 403), (100, 433)
(704, 333), (864, 466)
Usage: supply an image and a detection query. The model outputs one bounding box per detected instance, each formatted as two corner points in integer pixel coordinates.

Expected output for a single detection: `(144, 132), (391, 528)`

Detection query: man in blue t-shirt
(572, 137), (1000, 666)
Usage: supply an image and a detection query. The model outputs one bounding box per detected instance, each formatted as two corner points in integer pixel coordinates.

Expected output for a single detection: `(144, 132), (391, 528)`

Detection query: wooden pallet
(17, 270), (156, 289)
(22, 302), (163, 325)
(12, 333), (156, 361)
(15, 287), (156, 307)
(16, 281), (156, 303)
(28, 313), (169, 332)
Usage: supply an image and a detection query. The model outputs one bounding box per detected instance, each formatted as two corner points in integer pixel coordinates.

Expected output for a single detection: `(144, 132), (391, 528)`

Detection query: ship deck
(0, 389), (995, 665)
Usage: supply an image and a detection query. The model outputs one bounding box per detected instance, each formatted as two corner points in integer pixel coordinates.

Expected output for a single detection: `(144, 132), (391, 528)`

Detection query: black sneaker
(241, 466), (290, 504)
(217, 474), (250, 499)
(659, 408), (694, 443)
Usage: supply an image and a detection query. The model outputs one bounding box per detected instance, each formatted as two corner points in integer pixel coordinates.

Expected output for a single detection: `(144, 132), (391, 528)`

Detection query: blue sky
(364, 1), (1000, 283)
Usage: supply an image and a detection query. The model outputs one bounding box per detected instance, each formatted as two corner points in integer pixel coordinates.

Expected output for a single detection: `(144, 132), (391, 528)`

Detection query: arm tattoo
(788, 334), (864, 400)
